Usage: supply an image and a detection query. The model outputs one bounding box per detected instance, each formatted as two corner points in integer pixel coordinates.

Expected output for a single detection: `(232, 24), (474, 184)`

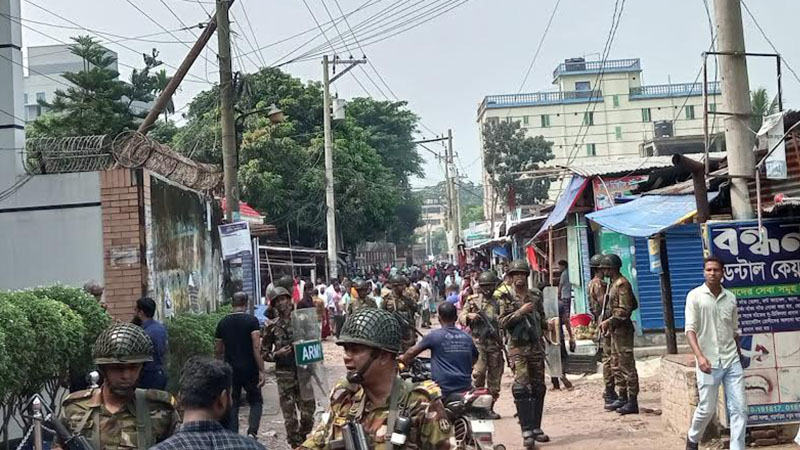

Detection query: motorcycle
(401, 357), (505, 450)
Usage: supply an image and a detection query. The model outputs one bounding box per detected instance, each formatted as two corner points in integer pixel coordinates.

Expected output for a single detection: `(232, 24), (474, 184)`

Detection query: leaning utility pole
(217, 0), (238, 222)
(714, 0), (755, 220)
(322, 55), (366, 281)
(445, 129), (460, 263)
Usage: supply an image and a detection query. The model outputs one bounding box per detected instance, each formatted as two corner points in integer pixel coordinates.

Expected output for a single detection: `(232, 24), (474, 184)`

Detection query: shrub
(0, 294), (36, 400)
(30, 285), (111, 375)
(164, 306), (231, 392)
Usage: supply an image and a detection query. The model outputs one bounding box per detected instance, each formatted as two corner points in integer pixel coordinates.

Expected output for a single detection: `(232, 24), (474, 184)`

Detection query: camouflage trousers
(473, 343), (504, 398)
(611, 325), (639, 397)
(601, 333), (616, 390)
(276, 370), (316, 447)
(510, 344), (546, 392)
(401, 328), (417, 354)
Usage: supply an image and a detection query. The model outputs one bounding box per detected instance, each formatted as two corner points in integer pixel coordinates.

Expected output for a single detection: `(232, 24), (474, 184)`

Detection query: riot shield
(291, 308), (329, 403)
(542, 286), (563, 378)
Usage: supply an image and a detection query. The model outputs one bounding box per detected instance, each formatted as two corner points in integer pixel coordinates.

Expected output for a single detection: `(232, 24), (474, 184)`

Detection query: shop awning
(585, 193), (719, 237)
(532, 175), (588, 239)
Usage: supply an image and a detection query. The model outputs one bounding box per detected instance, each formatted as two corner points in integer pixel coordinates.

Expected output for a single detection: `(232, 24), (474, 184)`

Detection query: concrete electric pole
(322, 55), (366, 281)
(0, 0), (25, 186)
(217, 0), (239, 222)
(446, 129), (461, 263)
(714, 0), (755, 220)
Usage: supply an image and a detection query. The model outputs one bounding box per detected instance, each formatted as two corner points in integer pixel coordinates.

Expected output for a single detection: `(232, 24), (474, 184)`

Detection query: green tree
(173, 67), (423, 250)
(482, 120), (554, 217)
(430, 229), (448, 258)
(29, 36), (163, 138)
(461, 204), (484, 226)
(751, 87), (779, 132)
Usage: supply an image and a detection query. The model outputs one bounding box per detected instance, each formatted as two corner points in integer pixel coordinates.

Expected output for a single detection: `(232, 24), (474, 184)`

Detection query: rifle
(341, 421), (370, 450)
(49, 418), (96, 450)
(595, 283), (610, 342)
(475, 310), (513, 370)
(392, 311), (424, 338)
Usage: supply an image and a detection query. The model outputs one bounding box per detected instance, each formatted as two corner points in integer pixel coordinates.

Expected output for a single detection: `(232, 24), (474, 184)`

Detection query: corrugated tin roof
(558, 154), (709, 177)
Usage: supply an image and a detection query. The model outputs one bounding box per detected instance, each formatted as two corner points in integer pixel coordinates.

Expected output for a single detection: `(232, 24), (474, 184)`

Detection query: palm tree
(154, 69), (175, 123)
(751, 87), (779, 132)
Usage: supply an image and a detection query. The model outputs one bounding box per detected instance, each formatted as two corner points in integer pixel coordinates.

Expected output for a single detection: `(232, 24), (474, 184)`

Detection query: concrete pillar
(0, 0), (26, 187)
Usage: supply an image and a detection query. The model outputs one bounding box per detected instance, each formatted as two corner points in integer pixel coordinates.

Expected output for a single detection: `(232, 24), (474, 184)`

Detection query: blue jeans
(688, 360), (747, 450)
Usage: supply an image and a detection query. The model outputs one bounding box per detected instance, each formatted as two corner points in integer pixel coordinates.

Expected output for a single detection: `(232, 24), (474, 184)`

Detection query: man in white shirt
(417, 277), (433, 328)
(684, 256), (746, 450)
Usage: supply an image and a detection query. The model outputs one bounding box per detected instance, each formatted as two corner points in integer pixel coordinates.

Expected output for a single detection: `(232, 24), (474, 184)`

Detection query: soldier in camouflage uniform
(587, 254), (616, 409)
(301, 308), (453, 450)
(348, 278), (378, 314)
(382, 275), (419, 353)
(459, 270), (504, 418)
(262, 287), (316, 447)
(598, 254), (640, 415)
(56, 322), (179, 450)
(497, 260), (550, 449)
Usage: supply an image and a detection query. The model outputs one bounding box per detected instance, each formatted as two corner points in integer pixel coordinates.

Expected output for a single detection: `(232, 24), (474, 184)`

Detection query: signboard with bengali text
(706, 220), (800, 426)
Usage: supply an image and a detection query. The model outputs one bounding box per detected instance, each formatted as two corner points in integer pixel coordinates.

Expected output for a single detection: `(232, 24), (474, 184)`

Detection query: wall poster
(706, 219), (800, 426)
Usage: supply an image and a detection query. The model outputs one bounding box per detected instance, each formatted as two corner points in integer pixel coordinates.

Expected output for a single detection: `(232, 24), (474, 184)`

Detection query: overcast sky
(19, 0), (800, 187)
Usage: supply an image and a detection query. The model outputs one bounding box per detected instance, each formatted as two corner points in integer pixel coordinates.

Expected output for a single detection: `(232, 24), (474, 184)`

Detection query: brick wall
(661, 354), (722, 441)
(100, 168), (145, 319)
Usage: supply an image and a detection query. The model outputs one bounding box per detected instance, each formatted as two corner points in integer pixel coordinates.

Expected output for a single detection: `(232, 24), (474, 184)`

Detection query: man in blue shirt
(134, 296), (169, 390)
(399, 302), (478, 398)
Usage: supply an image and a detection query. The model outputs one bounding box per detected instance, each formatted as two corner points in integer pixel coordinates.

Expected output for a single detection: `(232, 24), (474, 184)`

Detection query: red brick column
(100, 168), (145, 319)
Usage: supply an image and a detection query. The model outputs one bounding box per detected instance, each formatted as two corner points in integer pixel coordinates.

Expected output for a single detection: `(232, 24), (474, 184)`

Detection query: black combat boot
(616, 395), (639, 415)
(513, 385), (536, 449)
(605, 393), (627, 411)
(531, 388), (550, 443)
(603, 386), (618, 409)
(685, 438), (699, 450)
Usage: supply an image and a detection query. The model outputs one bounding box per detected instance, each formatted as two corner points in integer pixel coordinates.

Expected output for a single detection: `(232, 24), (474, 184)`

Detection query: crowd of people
(52, 254), (763, 450)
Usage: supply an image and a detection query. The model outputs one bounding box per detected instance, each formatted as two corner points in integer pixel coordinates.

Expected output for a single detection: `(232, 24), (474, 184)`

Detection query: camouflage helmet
(268, 286), (291, 302)
(354, 278), (371, 292)
(599, 253), (623, 269)
(589, 254), (605, 268)
(92, 322), (154, 365)
(276, 275), (294, 291)
(336, 308), (402, 354)
(389, 274), (408, 286)
(507, 259), (531, 276)
(477, 270), (499, 286)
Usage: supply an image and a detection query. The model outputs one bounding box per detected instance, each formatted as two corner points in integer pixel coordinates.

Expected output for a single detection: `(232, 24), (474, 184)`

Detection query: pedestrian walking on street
(553, 260), (575, 390)
(498, 259), (550, 448)
(459, 270), (505, 417)
(134, 296), (169, 390)
(598, 254), (640, 415)
(56, 323), (179, 449)
(684, 256), (746, 450)
(262, 287), (316, 448)
(214, 292), (265, 439)
(150, 357), (265, 450)
(586, 254), (614, 408)
(300, 308), (453, 449)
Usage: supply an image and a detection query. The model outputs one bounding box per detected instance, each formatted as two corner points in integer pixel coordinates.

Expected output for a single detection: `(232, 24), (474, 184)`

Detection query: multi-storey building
(24, 44), (151, 122)
(478, 57), (723, 211)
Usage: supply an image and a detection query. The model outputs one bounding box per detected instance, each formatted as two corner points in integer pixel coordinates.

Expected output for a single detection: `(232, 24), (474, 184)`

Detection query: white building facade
(478, 57), (723, 213)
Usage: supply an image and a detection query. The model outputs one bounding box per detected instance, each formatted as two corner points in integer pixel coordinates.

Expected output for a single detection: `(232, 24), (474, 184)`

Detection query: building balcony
(479, 90), (603, 117)
(553, 58), (641, 80)
(629, 81), (720, 100)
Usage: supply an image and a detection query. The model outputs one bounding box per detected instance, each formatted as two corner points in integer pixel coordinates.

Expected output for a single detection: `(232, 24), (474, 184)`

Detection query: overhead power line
(517, 0), (561, 93)
(740, 0), (800, 88)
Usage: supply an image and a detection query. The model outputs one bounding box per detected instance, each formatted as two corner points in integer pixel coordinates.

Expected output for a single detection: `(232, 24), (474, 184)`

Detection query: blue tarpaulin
(533, 175), (588, 239)
(585, 193), (719, 237)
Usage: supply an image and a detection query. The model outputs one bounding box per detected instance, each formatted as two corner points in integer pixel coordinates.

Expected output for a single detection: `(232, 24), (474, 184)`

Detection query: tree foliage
(172, 67), (422, 249)
(482, 120), (554, 210)
(28, 36), (165, 138)
(164, 306), (230, 393)
(751, 87), (779, 132)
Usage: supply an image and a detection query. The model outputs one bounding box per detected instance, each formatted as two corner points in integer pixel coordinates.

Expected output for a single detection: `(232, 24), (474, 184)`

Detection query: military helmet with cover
(336, 308), (402, 354)
(507, 259), (531, 275)
(589, 254), (605, 268)
(477, 270), (499, 286)
(354, 278), (371, 292)
(389, 274), (408, 286)
(599, 253), (623, 269)
(92, 322), (154, 365)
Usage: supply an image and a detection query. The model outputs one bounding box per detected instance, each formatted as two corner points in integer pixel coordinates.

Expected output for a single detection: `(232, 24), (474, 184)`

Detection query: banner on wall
(593, 175), (648, 210)
(706, 219), (800, 426)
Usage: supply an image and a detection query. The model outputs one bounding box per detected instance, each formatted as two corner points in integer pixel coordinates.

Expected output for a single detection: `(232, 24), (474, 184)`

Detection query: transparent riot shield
(542, 286), (563, 378)
(291, 308), (329, 404)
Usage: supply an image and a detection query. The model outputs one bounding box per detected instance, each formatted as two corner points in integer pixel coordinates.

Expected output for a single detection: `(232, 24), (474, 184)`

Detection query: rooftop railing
(479, 89), (603, 115)
(630, 81), (721, 99)
(552, 58), (640, 79)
